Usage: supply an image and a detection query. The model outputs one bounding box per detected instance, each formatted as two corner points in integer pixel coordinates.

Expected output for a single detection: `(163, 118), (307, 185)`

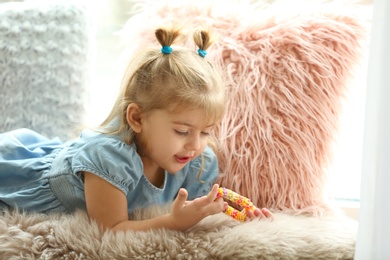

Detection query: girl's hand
(246, 207), (274, 221)
(169, 184), (226, 231)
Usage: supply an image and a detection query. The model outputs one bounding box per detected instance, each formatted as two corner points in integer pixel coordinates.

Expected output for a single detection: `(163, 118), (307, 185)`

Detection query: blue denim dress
(0, 128), (218, 214)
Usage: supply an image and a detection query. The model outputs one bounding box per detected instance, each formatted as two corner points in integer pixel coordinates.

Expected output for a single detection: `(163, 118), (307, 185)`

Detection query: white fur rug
(0, 205), (357, 259)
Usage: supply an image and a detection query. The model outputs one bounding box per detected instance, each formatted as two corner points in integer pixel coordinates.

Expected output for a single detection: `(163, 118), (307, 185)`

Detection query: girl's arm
(83, 171), (225, 232)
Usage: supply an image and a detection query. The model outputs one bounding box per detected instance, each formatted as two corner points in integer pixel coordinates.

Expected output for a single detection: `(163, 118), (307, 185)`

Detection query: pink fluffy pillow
(121, 0), (367, 215)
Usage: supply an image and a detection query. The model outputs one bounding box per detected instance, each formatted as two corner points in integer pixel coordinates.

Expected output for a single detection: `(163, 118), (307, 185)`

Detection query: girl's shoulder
(79, 128), (121, 140)
(68, 129), (143, 194)
(71, 129), (138, 160)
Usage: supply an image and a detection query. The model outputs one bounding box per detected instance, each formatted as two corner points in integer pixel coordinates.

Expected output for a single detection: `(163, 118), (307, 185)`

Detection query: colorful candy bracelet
(216, 187), (256, 222)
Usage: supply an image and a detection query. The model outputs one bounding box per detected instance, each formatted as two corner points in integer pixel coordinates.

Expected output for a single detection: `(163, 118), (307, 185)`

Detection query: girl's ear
(126, 103), (142, 133)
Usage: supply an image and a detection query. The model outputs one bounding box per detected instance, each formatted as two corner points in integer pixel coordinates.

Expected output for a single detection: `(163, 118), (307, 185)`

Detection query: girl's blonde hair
(100, 25), (225, 146)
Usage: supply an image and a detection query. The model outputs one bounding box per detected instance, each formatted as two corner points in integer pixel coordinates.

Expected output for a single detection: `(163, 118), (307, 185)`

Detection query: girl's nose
(185, 135), (201, 151)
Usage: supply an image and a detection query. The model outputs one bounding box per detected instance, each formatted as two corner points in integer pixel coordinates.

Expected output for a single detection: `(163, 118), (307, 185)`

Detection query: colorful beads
(215, 187), (256, 222)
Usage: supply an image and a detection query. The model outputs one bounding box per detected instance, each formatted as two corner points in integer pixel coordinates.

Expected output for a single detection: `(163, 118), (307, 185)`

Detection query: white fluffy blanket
(0, 205), (357, 259)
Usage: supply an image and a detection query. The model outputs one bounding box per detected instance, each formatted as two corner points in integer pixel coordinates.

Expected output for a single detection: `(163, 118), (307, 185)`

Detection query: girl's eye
(201, 131), (210, 136)
(175, 130), (188, 136)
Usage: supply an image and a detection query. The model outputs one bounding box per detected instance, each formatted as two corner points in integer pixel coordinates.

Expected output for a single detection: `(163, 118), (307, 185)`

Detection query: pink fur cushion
(121, 1), (367, 215)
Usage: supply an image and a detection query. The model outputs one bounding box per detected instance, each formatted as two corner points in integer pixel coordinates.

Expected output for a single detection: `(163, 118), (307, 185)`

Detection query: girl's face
(137, 107), (214, 175)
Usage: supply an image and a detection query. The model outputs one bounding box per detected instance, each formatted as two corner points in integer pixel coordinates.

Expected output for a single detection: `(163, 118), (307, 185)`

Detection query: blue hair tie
(161, 46), (172, 54)
(198, 49), (207, 58)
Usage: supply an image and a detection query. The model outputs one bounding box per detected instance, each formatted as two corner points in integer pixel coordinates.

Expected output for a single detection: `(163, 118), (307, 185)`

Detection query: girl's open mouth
(175, 156), (190, 164)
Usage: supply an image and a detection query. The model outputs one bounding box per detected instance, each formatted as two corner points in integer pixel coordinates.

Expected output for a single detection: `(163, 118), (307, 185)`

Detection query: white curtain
(355, 0), (390, 258)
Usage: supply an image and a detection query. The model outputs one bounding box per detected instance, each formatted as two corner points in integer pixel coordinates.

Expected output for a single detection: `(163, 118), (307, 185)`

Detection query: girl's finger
(246, 210), (255, 220)
(253, 208), (265, 218)
(172, 188), (188, 211)
(261, 208), (274, 219)
(206, 184), (219, 203)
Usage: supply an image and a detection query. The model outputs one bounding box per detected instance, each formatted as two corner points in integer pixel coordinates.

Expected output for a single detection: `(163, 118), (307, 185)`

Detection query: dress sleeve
(70, 135), (142, 195)
(182, 146), (219, 200)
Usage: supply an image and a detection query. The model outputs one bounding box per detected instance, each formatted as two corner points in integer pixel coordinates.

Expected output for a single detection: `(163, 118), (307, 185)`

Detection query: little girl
(0, 26), (272, 232)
